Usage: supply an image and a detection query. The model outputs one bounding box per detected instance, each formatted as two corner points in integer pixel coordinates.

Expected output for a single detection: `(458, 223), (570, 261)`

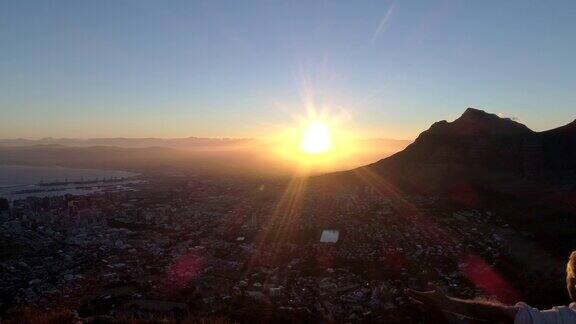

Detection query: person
(405, 251), (576, 323)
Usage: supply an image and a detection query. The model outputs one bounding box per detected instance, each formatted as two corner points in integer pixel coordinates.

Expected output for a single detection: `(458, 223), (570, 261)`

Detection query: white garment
(514, 302), (576, 324)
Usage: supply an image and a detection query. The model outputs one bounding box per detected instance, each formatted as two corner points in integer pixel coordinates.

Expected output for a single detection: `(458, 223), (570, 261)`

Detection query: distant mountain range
(0, 137), (256, 149)
(0, 137), (410, 176)
(0, 136), (410, 151)
(325, 108), (576, 199)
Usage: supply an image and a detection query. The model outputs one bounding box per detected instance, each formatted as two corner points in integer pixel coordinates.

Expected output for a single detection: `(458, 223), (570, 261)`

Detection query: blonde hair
(567, 251), (576, 279)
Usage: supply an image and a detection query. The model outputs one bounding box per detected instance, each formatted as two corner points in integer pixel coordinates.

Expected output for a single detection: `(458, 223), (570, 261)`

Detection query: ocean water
(0, 165), (135, 187)
(0, 165), (138, 199)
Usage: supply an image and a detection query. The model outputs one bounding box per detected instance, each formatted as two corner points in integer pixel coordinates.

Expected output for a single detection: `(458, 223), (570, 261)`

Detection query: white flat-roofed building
(320, 229), (339, 243)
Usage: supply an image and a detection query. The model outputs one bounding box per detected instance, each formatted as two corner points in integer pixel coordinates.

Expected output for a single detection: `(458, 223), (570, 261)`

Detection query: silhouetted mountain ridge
(423, 108), (532, 137)
(324, 108), (576, 197)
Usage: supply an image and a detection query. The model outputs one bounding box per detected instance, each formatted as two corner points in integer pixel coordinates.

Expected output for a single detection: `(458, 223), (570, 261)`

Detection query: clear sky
(1, 0), (576, 139)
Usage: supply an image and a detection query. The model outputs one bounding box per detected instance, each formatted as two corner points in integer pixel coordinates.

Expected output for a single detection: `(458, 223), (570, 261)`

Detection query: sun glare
(271, 106), (358, 173)
(299, 122), (332, 154)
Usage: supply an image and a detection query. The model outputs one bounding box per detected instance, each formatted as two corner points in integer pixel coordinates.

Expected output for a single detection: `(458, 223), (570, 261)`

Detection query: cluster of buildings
(0, 176), (518, 322)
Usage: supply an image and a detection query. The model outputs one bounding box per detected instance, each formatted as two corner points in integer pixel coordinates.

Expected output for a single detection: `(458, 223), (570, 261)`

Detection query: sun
(271, 108), (357, 171)
(299, 122), (333, 154)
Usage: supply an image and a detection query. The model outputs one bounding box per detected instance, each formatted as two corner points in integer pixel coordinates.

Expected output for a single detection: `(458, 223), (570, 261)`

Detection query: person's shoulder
(515, 302), (530, 308)
(513, 302), (536, 324)
(514, 302), (576, 324)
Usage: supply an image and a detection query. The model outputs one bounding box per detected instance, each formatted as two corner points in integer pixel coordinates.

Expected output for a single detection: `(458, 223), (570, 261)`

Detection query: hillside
(340, 108), (576, 196)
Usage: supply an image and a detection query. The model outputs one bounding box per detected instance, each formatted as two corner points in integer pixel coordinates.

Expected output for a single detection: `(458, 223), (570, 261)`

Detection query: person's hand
(405, 284), (448, 309)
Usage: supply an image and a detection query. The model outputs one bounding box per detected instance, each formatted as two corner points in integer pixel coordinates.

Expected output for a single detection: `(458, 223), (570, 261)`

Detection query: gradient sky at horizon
(1, 0), (576, 139)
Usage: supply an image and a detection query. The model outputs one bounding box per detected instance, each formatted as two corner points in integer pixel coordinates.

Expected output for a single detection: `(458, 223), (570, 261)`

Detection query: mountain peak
(458, 107), (502, 122)
(462, 107), (490, 116)
(451, 108), (532, 136)
(415, 108), (533, 141)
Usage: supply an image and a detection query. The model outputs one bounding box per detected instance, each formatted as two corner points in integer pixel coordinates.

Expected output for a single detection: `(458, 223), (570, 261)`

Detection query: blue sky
(1, 0), (576, 139)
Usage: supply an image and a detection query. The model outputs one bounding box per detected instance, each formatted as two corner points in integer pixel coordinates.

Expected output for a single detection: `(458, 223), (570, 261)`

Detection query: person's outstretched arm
(405, 285), (518, 323)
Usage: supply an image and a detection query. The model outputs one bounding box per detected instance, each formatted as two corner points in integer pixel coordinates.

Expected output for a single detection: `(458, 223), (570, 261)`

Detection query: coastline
(0, 165), (140, 200)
